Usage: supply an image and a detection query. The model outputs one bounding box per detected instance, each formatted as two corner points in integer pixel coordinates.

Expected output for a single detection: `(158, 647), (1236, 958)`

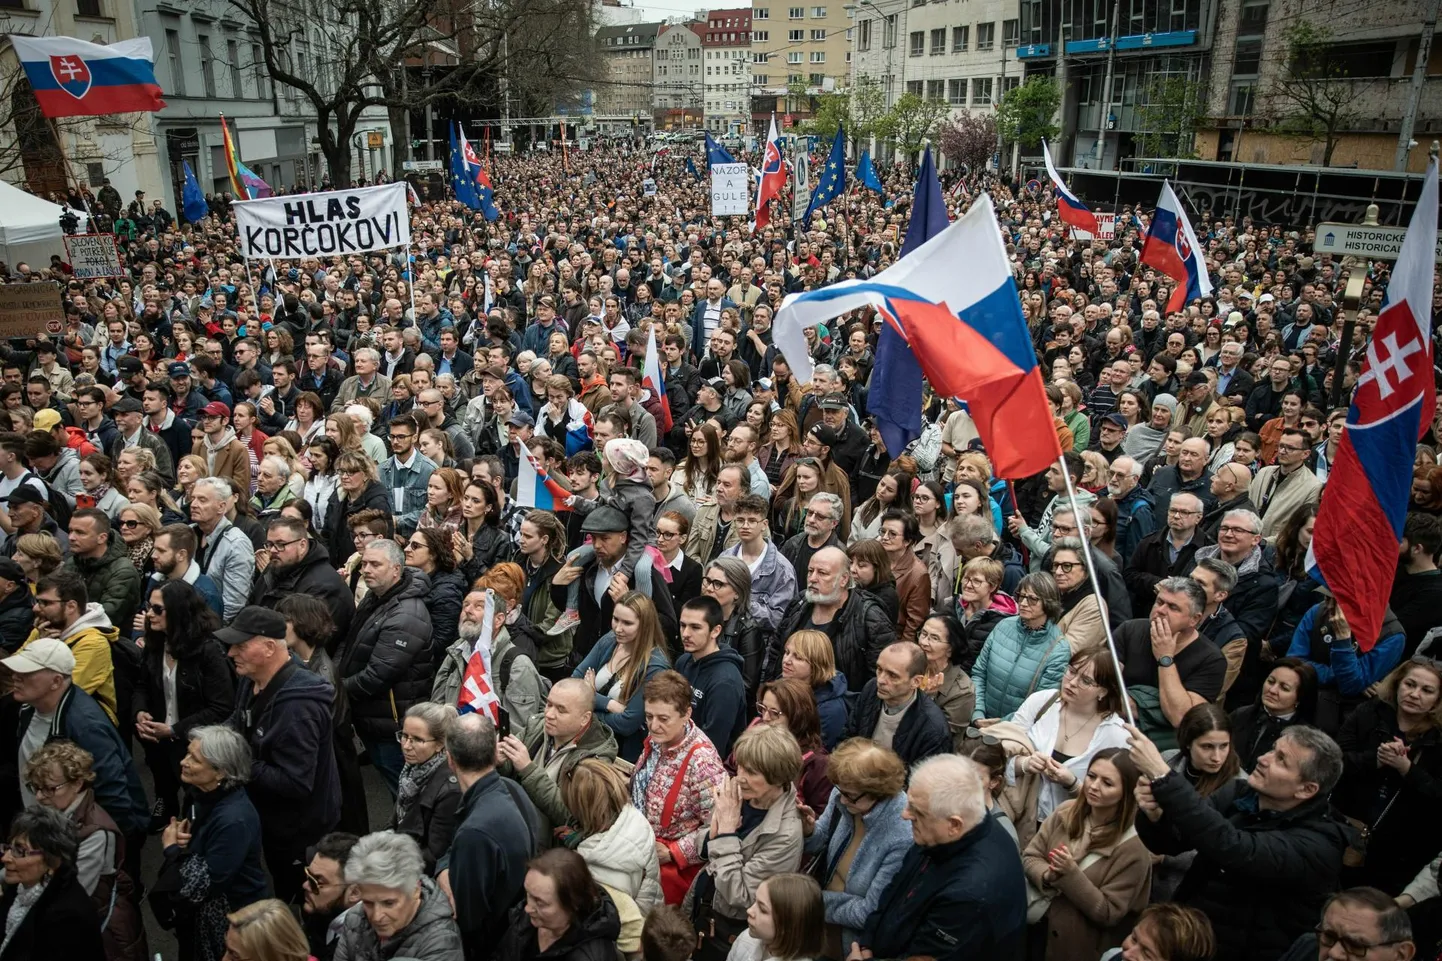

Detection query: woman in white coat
(562, 757), (663, 915)
(1005, 646), (1131, 846)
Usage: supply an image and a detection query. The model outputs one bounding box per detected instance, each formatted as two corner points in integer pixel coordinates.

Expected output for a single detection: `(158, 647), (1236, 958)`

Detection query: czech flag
(1141, 181), (1213, 313)
(458, 590), (501, 720)
(754, 115), (786, 232)
(773, 192), (1062, 479)
(517, 445), (572, 512)
(10, 35), (164, 119)
(642, 327), (672, 433)
(1307, 159), (1437, 650)
(1042, 140), (1099, 236)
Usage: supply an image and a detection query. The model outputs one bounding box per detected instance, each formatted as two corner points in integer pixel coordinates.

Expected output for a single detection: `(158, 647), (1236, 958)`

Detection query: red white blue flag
(642, 327), (672, 433)
(517, 445), (572, 513)
(1042, 140), (1099, 235)
(11, 36), (164, 119)
(1140, 181), (1213, 313)
(754, 115), (786, 232)
(1308, 160), (1437, 650)
(458, 591), (501, 720)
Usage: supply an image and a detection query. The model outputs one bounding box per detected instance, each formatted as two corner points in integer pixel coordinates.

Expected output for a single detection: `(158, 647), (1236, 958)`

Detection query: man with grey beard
(432, 589), (544, 728)
(766, 546), (896, 693)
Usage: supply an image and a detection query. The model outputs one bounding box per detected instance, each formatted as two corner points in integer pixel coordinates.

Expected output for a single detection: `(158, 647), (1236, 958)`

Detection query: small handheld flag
(1042, 140), (1099, 235)
(458, 590), (502, 720)
(517, 445), (573, 512)
(181, 161), (209, 224)
(705, 132), (735, 166)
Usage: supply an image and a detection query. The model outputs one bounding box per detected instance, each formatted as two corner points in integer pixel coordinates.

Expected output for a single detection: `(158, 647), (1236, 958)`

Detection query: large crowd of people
(0, 136), (1437, 961)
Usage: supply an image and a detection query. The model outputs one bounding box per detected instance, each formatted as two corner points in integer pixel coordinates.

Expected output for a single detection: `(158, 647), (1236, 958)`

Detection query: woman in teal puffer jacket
(970, 571), (1070, 721)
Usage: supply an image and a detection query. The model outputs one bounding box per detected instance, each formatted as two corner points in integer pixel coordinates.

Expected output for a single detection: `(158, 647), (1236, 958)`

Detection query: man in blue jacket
(674, 596), (746, 755)
(222, 605), (340, 906)
(853, 754), (1026, 961)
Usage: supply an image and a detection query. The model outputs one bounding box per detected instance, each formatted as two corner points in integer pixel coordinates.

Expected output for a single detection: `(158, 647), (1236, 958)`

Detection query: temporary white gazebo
(0, 178), (88, 269)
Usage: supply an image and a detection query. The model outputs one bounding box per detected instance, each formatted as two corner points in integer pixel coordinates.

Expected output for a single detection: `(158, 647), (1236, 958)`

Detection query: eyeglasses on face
(755, 702), (784, 721)
(0, 843), (40, 858)
(1217, 524), (1258, 536)
(701, 576), (729, 591)
(148, 604), (166, 616)
(1167, 507), (1202, 516)
(1313, 924), (1406, 959)
(1064, 665), (1098, 688)
(26, 779), (74, 798)
(265, 539), (303, 553)
(1016, 593), (1042, 605)
(395, 732), (436, 745)
(118, 519), (145, 529)
(1050, 561), (1079, 574)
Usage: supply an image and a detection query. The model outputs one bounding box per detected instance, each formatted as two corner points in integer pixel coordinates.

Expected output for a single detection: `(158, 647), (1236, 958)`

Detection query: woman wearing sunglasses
(1047, 539), (1108, 654)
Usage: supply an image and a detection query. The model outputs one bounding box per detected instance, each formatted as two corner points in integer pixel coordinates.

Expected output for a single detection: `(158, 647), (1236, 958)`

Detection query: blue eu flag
(705, 132), (735, 166)
(686, 156), (702, 181)
(856, 150), (884, 196)
(449, 122), (487, 215)
(804, 127), (846, 221)
(181, 160), (208, 224)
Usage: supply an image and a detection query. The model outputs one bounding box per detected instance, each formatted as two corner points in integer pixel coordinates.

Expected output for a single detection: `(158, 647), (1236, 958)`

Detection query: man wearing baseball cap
(220, 605), (340, 904)
(165, 360), (208, 424)
(6, 636), (148, 837)
(194, 401), (252, 499)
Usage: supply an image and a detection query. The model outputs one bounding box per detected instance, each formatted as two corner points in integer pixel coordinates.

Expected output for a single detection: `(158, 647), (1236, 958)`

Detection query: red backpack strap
(659, 743), (704, 828)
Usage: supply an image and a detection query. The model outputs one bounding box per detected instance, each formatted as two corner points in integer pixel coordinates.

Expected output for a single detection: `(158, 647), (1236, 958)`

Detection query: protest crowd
(0, 137), (1435, 961)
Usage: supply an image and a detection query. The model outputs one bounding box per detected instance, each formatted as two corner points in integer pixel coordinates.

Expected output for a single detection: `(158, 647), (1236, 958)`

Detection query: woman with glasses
(797, 739), (910, 958)
(971, 572), (1069, 723)
(1047, 539), (1108, 654)
(321, 451), (390, 569)
(1005, 647), (1130, 848)
(402, 527), (467, 651)
(159, 725), (268, 961)
(22, 742), (145, 961)
(747, 678), (833, 812)
(114, 504), (160, 586)
(390, 702), (462, 876)
(702, 558), (766, 705)
(911, 482), (956, 608)
(915, 614), (976, 748)
(656, 511), (703, 614)
(77, 453), (128, 521)
(0, 807), (105, 961)
(133, 580), (233, 826)
(772, 458), (825, 542)
(1334, 656), (1442, 895)
(1022, 748), (1151, 961)
(952, 557), (1017, 672)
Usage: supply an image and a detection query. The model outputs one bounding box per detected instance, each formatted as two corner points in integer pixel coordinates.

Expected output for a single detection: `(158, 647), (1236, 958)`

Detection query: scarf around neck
(395, 750), (448, 824)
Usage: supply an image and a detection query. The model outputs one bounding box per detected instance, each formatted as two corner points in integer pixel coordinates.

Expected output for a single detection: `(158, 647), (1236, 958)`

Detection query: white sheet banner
(63, 233), (123, 279)
(233, 182), (411, 259)
(711, 162), (749, 216)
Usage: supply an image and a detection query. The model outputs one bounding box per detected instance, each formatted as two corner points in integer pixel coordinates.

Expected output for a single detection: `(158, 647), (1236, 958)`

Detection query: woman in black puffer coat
(494, 849), (623, 961)
(403, 527), (469, 651)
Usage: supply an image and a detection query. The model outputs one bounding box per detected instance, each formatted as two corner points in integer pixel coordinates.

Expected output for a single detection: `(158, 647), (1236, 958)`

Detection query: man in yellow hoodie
(22, 569), (118, 724)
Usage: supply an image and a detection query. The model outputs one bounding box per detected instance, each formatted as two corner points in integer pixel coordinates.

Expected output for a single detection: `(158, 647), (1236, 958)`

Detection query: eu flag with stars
(450, 122), (499, 221)
(705, 131), (735, 166)
(856, 150), (883, 196)
(181, 160), (208, 224)
(686, 156), (702, 181)
(804, 127), (845, 221)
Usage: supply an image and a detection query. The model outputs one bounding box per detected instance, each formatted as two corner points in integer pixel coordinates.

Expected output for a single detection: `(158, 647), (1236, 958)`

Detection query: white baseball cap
(2, 638), (75, 676)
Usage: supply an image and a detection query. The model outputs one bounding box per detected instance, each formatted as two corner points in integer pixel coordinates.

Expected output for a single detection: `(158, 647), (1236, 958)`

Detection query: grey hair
(1280, 725), (1344, 796)
(1155, 576), (1208, 617)
(910, 754), (987, 827)
(259, 455), (290, 480)
(364, 539), (406, 567)
(445, 712), (497, 773)
(1016, 571), (1063, 622)
(706, 555), (754, 613)
(1049, 537), (1092, 575)
(404, 701), (459, 742)
(1223, 508), (1263, 535)
(1113, 456), (1142, 479)
(950, 512), (996, 548)
(1192, 556), (1238, 595)
(812, 363), (837, 382)
(807, 491), (842, 520)
(1170, 491), (1204, 515)
(1051, 507), (1091, 537)
(188, 724), (253, 789)
(345, 831), (425, 892)
(435, 373), (457, 387)
(353, 347), (381, 365)
(192, 476), (234, 501)
(345, 404), (374, 428)
(9, 805), (78, 869)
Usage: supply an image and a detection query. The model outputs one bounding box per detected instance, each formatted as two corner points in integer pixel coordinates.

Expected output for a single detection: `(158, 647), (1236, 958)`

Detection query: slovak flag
(10, 36), (165, 119)
(517, 445), (573, 512)
(773, 192), (1062, 479)
(1042, 140), (1099, 235)
(642, 327), (672, 433)
(458, 590), (502, 721)
(1140, 181), (1213, 313)
(1307, 159), (1438, 650)
(754, 115), (787, 232)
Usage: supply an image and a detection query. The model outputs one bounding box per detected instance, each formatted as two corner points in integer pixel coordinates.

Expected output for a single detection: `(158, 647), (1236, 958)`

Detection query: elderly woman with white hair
(157, 724), (268, 961)
(332, 831), (463, 961)
(249, 454), (298, 522)
(344, 404), (389, 464)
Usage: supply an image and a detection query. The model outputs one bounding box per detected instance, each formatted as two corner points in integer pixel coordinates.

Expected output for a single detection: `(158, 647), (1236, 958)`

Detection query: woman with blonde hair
(13, 531), (63, 587)
(322, 451), (390, 565)
(324, 411), (365, 456)
(571, 591), (672, 761)
(778, 631), (849, 749)
(171, 453), (208, 515)
(116, 503), (162, 580)
(224, 899), (310, 961)
(562, 757), (663, 914)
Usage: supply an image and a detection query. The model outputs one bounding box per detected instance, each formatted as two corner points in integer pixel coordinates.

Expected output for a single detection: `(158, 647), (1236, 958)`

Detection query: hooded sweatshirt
(675, 645), (747, 756)
(21, 602), (119, 723)
(203, 426), (239, 475)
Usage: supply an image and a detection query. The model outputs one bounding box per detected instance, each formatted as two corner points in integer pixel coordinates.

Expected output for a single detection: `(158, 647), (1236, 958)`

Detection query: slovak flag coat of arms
(1307, 160), (1438, 650)
(754, 115), (787, 232)
(9, 35), (165, 118)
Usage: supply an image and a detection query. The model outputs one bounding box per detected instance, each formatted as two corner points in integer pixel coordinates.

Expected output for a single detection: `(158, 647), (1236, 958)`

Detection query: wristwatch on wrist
(1156, 655), (1175, 668)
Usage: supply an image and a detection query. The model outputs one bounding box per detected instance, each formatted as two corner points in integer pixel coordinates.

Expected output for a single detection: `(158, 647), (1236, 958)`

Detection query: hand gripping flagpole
(1055, 454), (1135, 725)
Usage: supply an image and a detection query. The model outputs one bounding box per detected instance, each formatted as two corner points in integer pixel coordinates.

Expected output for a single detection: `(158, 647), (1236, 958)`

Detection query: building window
(909, 30), (924, 56)
(752, 49), (769, 60)
(789, 28), (804, 40)
(811, 6), (826, 15)
(1003, 75), (1020, 94)
(972, 76), (993, 104)
(1002, 19), (1019, 45)
(906, 80), (923, 96)
(250, 42), (268, 97)
(198, 34), (216, 98)
(976, 22), (995, 49)
(811, 29), (826, 39)
(755, 6), (768, 16)
(166, 29), (185, 97)
(930, 28), (945, 53)
(789, 6), (804, 17)
(754, 29), (768, 40)
(926, 78), (944, 99)
(1233, 37), (1262, 75)
(948, 77), (967, 104)
(858, 18), (872, 50)
(952, 25), (968, 51)
(788, 51), (803, 62)
(76, 0), (101, 16)
(1229, 81), (1254, 115)
(226, 38), (243, 96)
(755, 73), (769, 84)
(884, 14), (897, 47)
(811, 50), (825, 61)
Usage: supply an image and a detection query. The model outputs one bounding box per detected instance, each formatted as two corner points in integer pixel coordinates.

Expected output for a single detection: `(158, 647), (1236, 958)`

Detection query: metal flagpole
(1054, 453), (1135, 725)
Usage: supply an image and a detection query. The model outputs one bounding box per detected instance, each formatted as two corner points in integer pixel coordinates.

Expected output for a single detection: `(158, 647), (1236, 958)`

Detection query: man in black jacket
(222, 605), (340, 905)
(336, 540), (434, 797)
(1186, 508), (1281, 707)
(439, 712), (539, 961)
(1125, 492), (1204, 614)
(249, 516), (356, 641)
(767, 546), (896, 692)
(1130, 723), (1350, 961)
(842, 641), (951, 766)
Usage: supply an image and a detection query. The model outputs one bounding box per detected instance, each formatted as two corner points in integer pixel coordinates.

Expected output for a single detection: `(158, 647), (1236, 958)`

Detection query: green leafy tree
(938, 112), (997, 172)
(849, 75), (888, 146)
(1263, 22), (1369, 166)
(800, 91), (850, 139)
(995, 76), (1061, 150)
(879, 93), (950, 161)
(1135, 76), (1208, 159)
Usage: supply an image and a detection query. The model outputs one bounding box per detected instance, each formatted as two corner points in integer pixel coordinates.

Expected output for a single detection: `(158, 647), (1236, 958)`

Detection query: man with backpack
(432, 587), (545, 730)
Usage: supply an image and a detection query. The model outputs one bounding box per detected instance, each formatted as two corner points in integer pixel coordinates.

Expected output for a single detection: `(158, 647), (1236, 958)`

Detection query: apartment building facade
(654, 21), (705, 127)
(702, 7), (753, 133)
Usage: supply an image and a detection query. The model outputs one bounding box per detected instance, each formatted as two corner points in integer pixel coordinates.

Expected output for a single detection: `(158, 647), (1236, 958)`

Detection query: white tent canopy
(0, 179), (89, 269)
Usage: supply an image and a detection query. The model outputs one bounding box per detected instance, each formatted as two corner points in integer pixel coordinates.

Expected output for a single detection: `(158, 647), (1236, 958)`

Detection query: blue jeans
(362, 733), (405, 798)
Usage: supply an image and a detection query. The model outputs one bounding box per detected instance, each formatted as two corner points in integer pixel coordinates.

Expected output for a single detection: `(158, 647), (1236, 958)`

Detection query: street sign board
(402, 160), (444, 172)
(1315, 222), (1442, 263)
